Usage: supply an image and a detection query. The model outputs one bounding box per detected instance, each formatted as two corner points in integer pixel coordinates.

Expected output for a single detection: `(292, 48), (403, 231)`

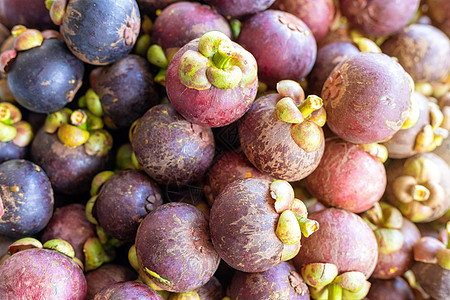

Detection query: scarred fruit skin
(94, 55), (160, 129)
(339, 0), (420, 36)
(372, 218), (421, 279)
(96, 170), (163, 242)
(383, 92), (430, 159)
(210, 178), (297, 273)
(272, 0), (335, 41)
(94, 281), (162, 300)
(131, 104), (215, 185)
(0, 248), (86, 299)
(165, 37), (258, 128)
(31, 128), (111, 195)
(152, 2), (231, 51)
(41, 203), (96, 263)
(321, 52), (412, 144)
(0, 159), (54, 238)
(381, 24), (450, 84)
(293, 208), (378, 278)
(7, 38), (84, 114)
(239, 94), (324, 182)
(230, 262), (310, 300)
(305, 138), (386, 213)
(85, 264), (136, 300)
(135, 203), (220, 292)
(61, 0), (140, 65)
(367, 277), (415, 300)
(238, 10), (317, 88)
(204, 0), (275, 18)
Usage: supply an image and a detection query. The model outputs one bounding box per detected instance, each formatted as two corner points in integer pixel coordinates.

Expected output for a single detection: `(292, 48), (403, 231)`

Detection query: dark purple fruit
(95, 170), (163, 242)
(61, 0), (140, 65)
(0, 159), (53, 238)
(94, 281), (162, 300)
(135, 203), (220, 292)
(238, 10), (317, 88)
(412, 261), (450, 300)
(367, 277), (415, 300)
(94, 55), (160, 129)
(272, 0), (335, 41)
(204, 0), (275, 18)
(339, 0), (420, 36)
(31, 128), (111, 194)
(85, 264), (137, 300)
(321, 52), (412, 144)
(0, 0), (55, 30)
(307, 42), (360, 96)
(41, 203), (96, 263)
(136, 0), (179, 15)
(131, 104), (215, 185)
(195, 276), (224, 300)
(0, 141), (26, 163)
(0, 243), (86, 299)
(203, 151), (273, 206)
(6, 38), (84, 113)
(381, 24), (450, 84)
(425, 0), (450, 37)
(230, 262), (310, 299)
(152, 2), (231, 51)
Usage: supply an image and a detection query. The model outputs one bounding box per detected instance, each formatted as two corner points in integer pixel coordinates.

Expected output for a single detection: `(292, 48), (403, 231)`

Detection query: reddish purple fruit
(321, 52), (412, 144)
(230, 262), (310, 299)
(367, 277), (415, 300)
(204, 0), (276, 18)
(94, 281), (162, 300)
(293, 208), (378, 278)
(339, 0), (420, 36)
(272, 0), (335, 41)
(305, 138), (386, 213)
(135, 203), (220, 292)
(165, 31), (258, 127)
(425, 0), (450, 37)
(152, 2), (231, 51)
(238, 10), (317, 88)
(0, 0), (55, 30)
(85, 264), (136, 300)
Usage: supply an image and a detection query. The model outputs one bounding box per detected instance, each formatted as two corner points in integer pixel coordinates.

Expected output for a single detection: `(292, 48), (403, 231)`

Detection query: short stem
(154, 69), (167, 86)
(411, 185), (430, 201)
(0, 105), (11, 123)
(70, 109), (87, 127)
(212, 41), (233, 70)
(298, 95), (323, 118)
(328, 284), (343, 300)
(296, 215), (319, 237)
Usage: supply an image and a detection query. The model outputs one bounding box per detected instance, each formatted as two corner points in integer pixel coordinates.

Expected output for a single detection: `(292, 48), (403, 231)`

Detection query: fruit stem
(0, 104), (11, 124)
(328, 284), (343, 300)
(296, 215), (319, 237)
(298, 95), (323, 118)
(212, 40), (233, 70)
(411, 184), (430, 201)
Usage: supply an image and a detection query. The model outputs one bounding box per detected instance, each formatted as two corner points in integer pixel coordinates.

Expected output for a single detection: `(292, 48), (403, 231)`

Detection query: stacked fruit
(0, 0), (450, 299)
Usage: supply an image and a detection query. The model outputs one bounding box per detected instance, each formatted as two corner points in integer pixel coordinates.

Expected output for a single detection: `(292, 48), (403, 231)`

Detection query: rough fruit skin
(372, 218), (421, 279)
(0, 248), (86, 299)
(239, 94), (324, 182)
(367, 277), (415, 300)
(31, 128), (111, 195)
(94, 281), (162, 300)
(230, 262), (310, 300)
(381, 24), (450, 84)
(96, 170), (163, 242)
(85, 264), (136, 300)
(272, 0), (335, 41)
(412, 262), (450, 300)
(135, 203), (220, 292)
(204, 0), (276, 18)
(339, 0), (420, 36)
(41, 203), (96, 263)
(152, 2), (231, 50)
(293, 208), (379, 278)
(131, 104), (215, 185)
(165, 39), (258, 128)
(383, 92), (430, 159)
(61, 0), (140, 65)
(210, 178), (291, 273)
(305, 138), (386, 213)
(321, 52), (412, 144)
(238, 10), (317, 88)
(7, 39), (84, 114)
(0, 159), (54, 238)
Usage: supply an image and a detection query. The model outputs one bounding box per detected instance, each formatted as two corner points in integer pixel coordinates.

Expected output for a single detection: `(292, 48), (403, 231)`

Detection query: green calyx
(43, 239), (75, 258)
(83, 237), (114, 271)
(144, 267), (172, 287)
(270, 180), (295, 213)
(168, 291), (200, 300)
(84, 129), (113, 156)
(90, 170), (115, 196)
(301, 263), (338, 288)
(13, 27), (43, 51)
(8, 237), (43, 255)
(85, 195), (99, 225)
(128, 244), (139, 272)
(46, 0), (68, 26)
(0, 102), (33, 146)
(115, 144), (137, 171)
(374, 228), (405, 254)
(179, 30), (257, 90)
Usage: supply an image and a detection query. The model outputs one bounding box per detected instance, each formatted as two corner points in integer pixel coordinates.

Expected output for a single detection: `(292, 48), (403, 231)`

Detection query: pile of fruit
(0, 0), (450, 299)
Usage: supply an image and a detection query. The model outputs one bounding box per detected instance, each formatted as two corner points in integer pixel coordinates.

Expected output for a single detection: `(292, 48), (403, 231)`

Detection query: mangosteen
(0, 0), (55, 30)
(94, 281), (162, 299)
(165, 30), (258, 128)
(1, 29), (84, 113)
(0, 159), (53, 238)
(204, 0), (276, 18)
